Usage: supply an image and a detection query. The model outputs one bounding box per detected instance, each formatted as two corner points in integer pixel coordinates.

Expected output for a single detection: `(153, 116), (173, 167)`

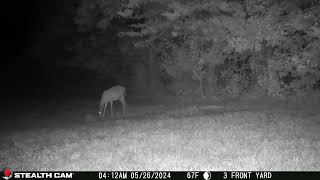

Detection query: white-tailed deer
(98, 85), (127, 117)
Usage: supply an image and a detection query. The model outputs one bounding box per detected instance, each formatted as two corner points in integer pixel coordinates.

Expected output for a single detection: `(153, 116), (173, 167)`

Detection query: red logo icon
(2, 168), (12, 180)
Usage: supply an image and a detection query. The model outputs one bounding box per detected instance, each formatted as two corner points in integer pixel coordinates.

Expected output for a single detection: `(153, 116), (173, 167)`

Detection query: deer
(98, 85), (127, 117)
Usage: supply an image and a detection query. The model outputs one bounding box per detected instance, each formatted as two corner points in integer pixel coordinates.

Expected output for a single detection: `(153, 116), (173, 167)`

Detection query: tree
(74, 0), (320, 97)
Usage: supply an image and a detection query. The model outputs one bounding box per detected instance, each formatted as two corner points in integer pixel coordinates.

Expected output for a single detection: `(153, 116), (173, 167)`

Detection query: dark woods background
(3, 1), (76, 99)
(0, 0), (319, 171)
(2, 0), (320, 105)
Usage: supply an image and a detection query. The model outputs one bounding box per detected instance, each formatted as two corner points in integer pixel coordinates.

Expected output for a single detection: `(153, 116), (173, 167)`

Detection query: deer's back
(101, 85), (126, 102)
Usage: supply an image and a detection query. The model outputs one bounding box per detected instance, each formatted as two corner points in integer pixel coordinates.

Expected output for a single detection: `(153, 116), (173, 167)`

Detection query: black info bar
(2, 171), (320, 180)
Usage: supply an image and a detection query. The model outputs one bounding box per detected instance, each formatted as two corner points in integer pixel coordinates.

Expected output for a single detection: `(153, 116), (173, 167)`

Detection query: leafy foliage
(74, 0), (320, 97)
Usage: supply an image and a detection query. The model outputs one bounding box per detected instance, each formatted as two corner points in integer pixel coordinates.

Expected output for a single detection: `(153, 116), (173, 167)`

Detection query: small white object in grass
(203, 172), (211, 180)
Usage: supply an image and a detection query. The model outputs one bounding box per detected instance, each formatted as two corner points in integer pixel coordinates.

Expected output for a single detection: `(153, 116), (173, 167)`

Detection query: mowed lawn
(0, 98), (319, 171)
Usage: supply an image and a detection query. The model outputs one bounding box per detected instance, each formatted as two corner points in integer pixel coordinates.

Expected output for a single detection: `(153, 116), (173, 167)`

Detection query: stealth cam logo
(2, 168), (12, 180)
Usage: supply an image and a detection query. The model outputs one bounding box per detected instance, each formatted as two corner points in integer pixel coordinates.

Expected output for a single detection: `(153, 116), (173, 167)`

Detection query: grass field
(0, 97), (319, 171)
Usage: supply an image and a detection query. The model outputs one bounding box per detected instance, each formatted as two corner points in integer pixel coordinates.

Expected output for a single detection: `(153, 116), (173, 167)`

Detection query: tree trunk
(200, 77), (205, 98)
(146, 47), (158, 95)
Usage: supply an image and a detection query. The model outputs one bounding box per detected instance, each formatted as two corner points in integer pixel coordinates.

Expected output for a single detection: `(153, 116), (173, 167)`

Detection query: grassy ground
(0, 97), (319, 171)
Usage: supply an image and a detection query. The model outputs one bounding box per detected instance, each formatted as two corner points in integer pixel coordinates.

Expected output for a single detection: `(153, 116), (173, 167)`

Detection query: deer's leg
(110, 101), (113, 117)
(120, 98), (125, 115)
(122, 97), (127, 114)
(103, 103), (107, 117)
(123, 100), (126, 115)
(100, 104), (103, 117)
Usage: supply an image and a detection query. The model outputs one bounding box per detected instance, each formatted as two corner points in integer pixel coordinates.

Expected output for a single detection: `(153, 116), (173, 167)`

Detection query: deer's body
(99, 85), (127, 117)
